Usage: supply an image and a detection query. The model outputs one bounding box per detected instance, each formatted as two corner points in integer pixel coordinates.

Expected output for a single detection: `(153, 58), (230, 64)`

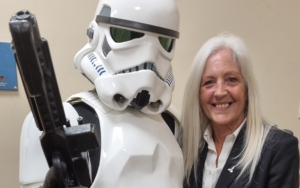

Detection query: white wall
(0, 0), (299, 187)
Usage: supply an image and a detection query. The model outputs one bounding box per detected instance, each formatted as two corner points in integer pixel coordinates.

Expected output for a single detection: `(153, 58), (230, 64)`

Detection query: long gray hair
(181, 33), (271, 184)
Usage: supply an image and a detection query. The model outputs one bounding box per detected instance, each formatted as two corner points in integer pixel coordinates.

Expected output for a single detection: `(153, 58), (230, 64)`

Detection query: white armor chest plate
(68, 91), (184, 188)
(19, 91), (184, 188)
(92, 107), (184, 188)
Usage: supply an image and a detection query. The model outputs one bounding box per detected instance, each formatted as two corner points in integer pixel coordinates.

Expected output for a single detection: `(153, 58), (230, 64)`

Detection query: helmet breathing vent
(166, 72), (174, 87)
(102, 36), (111, 57)
(130, 90), (150, 110)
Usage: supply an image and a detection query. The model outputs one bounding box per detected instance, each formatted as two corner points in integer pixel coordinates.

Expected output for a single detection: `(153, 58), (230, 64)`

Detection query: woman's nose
(214, 81), (227, 98)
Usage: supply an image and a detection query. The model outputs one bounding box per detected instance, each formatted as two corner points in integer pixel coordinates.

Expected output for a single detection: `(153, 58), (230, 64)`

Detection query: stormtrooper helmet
(74, 0), (179, 114)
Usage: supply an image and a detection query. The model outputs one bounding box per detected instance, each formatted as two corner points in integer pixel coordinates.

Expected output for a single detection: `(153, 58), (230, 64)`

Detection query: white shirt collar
(204, 118), (246, 144)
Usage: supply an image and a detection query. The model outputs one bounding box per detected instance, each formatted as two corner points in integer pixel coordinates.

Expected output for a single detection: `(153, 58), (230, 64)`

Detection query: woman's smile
(211, 102), (233, 110)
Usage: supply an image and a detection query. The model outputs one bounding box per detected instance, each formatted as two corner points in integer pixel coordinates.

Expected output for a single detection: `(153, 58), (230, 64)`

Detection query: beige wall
(0, 0), (299, 186)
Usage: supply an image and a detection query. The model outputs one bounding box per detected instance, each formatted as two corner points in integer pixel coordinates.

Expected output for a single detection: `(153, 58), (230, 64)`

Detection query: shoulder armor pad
(66, 90), (112, 114)
(19, 102), (79, 186)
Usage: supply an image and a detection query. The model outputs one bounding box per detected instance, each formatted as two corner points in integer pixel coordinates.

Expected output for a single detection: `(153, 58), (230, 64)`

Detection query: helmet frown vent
(102, 36), (111, 57)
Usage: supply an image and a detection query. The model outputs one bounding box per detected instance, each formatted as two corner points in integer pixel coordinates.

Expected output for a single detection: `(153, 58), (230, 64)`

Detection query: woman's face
(200, 48), (247, 127)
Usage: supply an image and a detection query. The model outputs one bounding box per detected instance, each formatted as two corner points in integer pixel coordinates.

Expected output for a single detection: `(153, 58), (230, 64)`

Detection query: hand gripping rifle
(9, 10), (100, 188)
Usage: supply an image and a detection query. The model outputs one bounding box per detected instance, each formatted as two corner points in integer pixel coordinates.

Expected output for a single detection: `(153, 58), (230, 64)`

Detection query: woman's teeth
(216, 103), (229, 108)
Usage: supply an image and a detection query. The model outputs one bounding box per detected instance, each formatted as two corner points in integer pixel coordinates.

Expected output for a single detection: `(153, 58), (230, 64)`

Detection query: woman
(181, 33), (299, 188)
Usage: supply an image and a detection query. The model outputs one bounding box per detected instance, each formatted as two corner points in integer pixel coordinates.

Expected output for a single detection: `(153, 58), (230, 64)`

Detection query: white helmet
(74, 0), (180, 114)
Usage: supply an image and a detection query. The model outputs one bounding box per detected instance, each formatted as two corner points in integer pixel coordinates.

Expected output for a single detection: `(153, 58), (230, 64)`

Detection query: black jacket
(184, 126), (299, 188)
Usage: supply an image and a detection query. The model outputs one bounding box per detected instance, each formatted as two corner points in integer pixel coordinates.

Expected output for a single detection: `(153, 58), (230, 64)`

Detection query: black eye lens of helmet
(110, 27), (144, 43)
(158, 37), (174, 52)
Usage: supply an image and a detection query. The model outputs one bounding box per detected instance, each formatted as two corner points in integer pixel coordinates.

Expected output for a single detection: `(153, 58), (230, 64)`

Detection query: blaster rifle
(9, 10), (100, 188)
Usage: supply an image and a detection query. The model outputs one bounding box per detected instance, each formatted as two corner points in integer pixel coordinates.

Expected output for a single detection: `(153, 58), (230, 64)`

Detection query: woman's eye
(203, 80), (213, 86)
(228, 77), (237, 82)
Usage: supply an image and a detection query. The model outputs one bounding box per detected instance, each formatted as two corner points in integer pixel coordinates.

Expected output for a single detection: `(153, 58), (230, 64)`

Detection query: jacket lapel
(215, 127), (245, 188)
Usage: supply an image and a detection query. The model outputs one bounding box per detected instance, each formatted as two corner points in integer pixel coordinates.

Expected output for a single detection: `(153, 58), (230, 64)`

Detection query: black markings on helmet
(115, 62), (164, 81)
(102, 36), (111, 57)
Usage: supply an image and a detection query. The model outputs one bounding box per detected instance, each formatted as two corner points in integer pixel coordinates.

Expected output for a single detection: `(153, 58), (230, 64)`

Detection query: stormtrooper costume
(19, 0), (184, 187)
